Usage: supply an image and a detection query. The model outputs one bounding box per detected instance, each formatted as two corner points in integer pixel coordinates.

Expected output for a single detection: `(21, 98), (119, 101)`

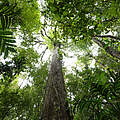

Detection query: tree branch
(40, 47), (48, 62)
(41, 28), (53, 41)
(93, 37), (120, 59)
(95, 35), (120, 41)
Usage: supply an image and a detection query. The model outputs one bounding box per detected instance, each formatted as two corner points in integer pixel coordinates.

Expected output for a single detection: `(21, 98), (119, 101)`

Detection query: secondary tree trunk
(42, 47), (70, 120)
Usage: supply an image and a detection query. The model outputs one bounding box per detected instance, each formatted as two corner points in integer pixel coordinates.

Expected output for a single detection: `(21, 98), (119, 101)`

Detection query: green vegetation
(0, 0), (120, 119)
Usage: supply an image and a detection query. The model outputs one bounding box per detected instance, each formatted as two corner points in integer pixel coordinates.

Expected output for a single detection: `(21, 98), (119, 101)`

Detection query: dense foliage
(0, 0), (120, 119)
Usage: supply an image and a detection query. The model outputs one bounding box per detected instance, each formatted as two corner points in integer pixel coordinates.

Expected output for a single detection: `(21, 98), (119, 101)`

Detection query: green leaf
(4, 47), (8, 58)
(1, 15), (5, 30)
(5, 15), (8, 28)
(0, 30), (13, 35)
(7, 47), (16, 52)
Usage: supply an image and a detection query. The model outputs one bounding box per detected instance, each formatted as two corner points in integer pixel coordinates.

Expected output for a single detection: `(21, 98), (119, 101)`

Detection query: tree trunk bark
(41, 47), (71, 120)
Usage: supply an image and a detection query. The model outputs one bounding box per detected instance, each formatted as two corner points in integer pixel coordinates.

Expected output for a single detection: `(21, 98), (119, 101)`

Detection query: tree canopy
(0, 0), (120, 120)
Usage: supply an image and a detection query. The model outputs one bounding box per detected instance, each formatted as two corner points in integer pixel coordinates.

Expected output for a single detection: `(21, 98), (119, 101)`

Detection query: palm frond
(0, 0), (18, 30)
(0, 28), (16, 58)
(0, 0), (19, 58)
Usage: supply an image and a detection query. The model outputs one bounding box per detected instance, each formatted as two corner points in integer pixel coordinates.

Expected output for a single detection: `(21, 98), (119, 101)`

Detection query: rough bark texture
(42, 47), (70, 120)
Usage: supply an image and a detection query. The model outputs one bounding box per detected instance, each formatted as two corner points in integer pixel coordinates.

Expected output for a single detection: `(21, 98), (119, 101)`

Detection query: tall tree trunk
(42, 47), (71, 120)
